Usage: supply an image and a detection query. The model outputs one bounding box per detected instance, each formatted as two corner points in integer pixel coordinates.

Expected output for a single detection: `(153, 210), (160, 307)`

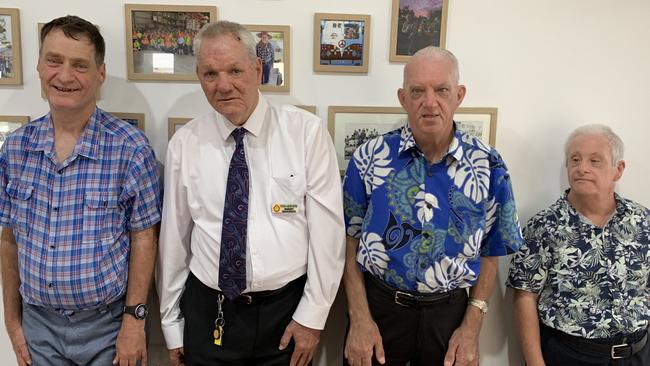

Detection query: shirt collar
(25, 107), (102, 161)
(398, 121), (465, 164)
(561, 189), (629, 223)
(216, 91), (267, 140)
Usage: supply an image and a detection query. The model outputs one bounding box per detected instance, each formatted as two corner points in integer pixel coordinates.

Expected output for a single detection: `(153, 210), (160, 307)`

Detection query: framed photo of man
(0, 115), (29, 148)
(125, 4), (217, 81)
(168, 117), (192, 140)
(0, 8), (22, 85)
(245, 25), (290, 92)
(389, 0), (449, 62)
(110, 112), (145, 131)
(314, 13), (370, 73)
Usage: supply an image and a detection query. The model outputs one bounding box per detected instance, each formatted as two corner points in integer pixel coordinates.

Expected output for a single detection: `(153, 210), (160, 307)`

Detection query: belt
(542, 323), (648, 360)
(229, 275), (306, 305)
(365, 272), (465, 308)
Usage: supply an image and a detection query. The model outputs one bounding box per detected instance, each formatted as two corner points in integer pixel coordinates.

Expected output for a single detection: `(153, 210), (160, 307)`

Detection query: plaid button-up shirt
(0, 108), (161, 310)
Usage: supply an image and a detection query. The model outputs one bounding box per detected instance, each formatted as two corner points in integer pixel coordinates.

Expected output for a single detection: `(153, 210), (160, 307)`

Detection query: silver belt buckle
(610, 343), (628, 359)
(394, 291), (415, 307)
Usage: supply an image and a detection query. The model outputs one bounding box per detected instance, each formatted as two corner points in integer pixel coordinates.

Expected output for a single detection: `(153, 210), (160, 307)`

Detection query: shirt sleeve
(342, 157), (368, 239)
(291, 115), (345, 330)
(481, 150), (523, 256)
(0, 144), (10, 227)
(122, 144), (162, 232)
(156, 135), (193, 349)
(506, 214), (551, 294)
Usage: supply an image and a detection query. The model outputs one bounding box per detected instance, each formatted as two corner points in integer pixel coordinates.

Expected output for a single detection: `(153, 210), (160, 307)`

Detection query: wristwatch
(123, 303), (148, 319)
(468, 298), (489, 315)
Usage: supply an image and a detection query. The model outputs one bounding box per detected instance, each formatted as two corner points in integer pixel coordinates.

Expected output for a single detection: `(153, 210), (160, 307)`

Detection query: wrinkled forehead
(567, 133), (613, 157)
(403, 57), (456, 87)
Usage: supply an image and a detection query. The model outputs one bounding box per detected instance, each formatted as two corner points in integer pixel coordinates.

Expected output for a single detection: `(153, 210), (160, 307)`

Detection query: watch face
(135, 304), (147, 319)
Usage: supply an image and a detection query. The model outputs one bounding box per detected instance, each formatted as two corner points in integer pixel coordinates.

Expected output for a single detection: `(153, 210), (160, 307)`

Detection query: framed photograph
(296, 105), (316, 114)
(313, 13), (370, 73)
(125, 4), (217, 81)
(328, 106), (407, 172)
(245, 25), (290, 92)
(0, 115), (29, 148)
(0, 8), (22, 85)
(111, 112), (145, 131)
(454, 107), (498, 146)
(389, 0), (449, 62)
(168, 117), (192, 140)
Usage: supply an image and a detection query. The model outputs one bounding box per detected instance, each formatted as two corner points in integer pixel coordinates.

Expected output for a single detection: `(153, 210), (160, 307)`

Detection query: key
(213, 294), (225, 346)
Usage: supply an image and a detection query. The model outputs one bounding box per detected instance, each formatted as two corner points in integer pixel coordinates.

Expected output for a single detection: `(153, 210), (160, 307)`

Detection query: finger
(142, 349), (148, 366)
(374, 340), (385, 364)
(289, 347), (304, 366)
(443, 343), (458, 366)
(113, 352), (119, 365)
(19, 345), (32, 365)
(279, 328), (293, 351)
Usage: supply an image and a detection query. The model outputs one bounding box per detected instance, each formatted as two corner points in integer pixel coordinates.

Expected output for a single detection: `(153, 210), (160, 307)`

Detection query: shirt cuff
(292, 298), (332, 330)
(161, 319), (185, 350)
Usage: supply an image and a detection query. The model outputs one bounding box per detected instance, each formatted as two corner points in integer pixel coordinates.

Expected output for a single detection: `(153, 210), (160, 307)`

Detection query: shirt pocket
(83, 191), (121, 245)
(5, 181), (34, 236)
(270, 177), (304, 219)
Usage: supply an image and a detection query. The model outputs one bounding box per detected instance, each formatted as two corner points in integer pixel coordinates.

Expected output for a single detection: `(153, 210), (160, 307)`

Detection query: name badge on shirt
(272, 203), (298, 214)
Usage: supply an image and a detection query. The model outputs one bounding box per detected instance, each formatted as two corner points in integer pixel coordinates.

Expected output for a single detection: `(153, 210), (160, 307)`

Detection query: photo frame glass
(111, 112), (145, 131)
(168, 117), (192, 140)
(126, 5), (217, 81)
(246, 25), (290, 92)
(390, 0), (448, 62)
(0, 115), (29, 148)
(0, 8), (22, 85)
(314, 13), (370, 73)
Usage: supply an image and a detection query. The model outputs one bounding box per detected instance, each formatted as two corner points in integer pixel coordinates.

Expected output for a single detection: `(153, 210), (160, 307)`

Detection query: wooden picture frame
(314, 13), (370, 73)
(454, 107), (498, 146)
(168, 117), (192, 140)
(0, 115), (29, 148)
(296, 105), (316, 114)
(389, 0), (449, 62)
(111, 112), (145, 131)
(0, 8), (22, 85)
(245, 25), (290, 92)
(125, 4), (217, 81)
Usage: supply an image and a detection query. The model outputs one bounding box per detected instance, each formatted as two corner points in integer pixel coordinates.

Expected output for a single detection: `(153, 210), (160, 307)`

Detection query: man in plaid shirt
(0, 16), (161, 366)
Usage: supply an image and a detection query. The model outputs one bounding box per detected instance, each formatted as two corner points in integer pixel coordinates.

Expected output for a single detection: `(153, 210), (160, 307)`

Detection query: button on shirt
(343, 124), (523, 293)
(507, 192), (650, 338)
(158, 94), (345, 349)
(0, 108), (162, 310)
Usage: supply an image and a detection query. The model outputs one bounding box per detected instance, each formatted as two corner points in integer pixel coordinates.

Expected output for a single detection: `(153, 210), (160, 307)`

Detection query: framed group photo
(111, 112), (145, 131)
(314, 13), (370, 73)
(0, 115), (29, 148)
(125, 4), (217, 81)
(0, 8), (22, 85)
(455, 107), (498, 146)
(389, 0), (449, 62)
(246, 25), (290, 92)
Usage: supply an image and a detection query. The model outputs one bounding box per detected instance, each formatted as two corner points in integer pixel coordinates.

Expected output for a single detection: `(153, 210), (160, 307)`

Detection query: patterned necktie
(218, 127), (249, 300)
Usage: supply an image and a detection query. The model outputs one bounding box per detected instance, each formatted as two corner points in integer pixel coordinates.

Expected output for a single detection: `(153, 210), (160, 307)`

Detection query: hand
(7, 324), (32, 366)
(344, 316), (385, 366)
(168, 347), (185, 366)
(443, 324), (480, 366)
(113, 317), (147, 366)
(279, 320), (321, 366)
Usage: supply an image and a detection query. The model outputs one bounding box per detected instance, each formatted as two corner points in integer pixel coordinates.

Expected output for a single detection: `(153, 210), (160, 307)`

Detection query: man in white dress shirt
(157, 20), (345, 366)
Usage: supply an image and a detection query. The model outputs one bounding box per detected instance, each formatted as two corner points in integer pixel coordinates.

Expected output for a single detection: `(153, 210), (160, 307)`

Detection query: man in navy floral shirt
(342, 46), (523, 366)
(508, 124), (650, 365)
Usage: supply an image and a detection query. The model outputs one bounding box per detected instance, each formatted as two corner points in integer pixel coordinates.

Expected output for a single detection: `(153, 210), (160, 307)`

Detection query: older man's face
(398, 56), (465, 141)
(196, 34), (262, 126)
(566, 133), (625, 197)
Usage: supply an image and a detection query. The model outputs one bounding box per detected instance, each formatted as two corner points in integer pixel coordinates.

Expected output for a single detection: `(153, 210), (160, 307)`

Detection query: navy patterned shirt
(343, 124), (523, 293)
(0, 108), (161, 310)
(507, 191), (650, 338)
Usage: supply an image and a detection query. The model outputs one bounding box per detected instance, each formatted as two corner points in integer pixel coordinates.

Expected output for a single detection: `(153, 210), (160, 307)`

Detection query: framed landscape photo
(0, 115), (29, 148)
(455, 107), (498, 146)
(125, 4), (217, 81)
(328, 106), (407, 172)
(389, 0), (449, 62)
(245, 25), (290, 92)
(111, 112), (145, 131)
(168, 117), (192, 140)
(314, 13), (370, 73)
(0, 8), (22, 85)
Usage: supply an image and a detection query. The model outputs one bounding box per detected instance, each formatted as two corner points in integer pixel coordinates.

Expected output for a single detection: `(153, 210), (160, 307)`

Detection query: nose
(57, 63), (75, 84)
(422, 88), (437, 108)
(215, 74), (234, 94)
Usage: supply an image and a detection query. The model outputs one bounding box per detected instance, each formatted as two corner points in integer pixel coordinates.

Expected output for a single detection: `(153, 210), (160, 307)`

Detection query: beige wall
(1, 0), (649, 365)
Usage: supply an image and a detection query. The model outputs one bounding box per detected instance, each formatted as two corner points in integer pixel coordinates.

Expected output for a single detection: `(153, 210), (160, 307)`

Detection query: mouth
(52, 85), (80, 93)
(421, 112), (440, 119)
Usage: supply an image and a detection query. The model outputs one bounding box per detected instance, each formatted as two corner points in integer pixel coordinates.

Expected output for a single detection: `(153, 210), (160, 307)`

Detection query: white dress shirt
(157, 94), (345, 349)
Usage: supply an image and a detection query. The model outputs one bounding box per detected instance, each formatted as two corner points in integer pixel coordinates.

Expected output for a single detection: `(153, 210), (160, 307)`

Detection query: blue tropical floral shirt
(343, 124), (523, 293)
(507, 192), (650, 338)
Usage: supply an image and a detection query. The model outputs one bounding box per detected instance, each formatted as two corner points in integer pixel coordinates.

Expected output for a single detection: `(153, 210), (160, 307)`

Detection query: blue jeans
(22, 300), (124, 365)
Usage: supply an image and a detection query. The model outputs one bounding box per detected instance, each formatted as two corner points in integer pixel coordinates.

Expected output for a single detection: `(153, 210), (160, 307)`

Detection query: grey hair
(193, 20), (257, 63)
(564, 124), (625, 165)
(403, 46), (460, 87)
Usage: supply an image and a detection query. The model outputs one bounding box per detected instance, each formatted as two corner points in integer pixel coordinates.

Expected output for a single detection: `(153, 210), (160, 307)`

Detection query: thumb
(278, 327), (293, 350)
(21, 346), (32, 365)
(374, 341), (386, 364)
(443, 343), (457, 366)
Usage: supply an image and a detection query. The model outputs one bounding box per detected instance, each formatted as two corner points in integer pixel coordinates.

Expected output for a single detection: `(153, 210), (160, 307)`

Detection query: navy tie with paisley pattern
(218, 127), (249, 300)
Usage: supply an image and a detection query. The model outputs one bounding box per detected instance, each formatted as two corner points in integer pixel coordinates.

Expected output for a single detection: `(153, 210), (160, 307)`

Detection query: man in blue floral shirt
(342, 46), (523, 366)
(508, 124), (650, 366)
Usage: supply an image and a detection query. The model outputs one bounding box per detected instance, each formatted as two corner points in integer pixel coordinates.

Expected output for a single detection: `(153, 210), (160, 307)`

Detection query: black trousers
(540, 324), (650, 366)
(348, 275), (468, 366)
(181, 272), (305, 366)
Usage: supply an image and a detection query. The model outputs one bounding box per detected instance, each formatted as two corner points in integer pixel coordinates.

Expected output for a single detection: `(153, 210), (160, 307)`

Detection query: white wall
(1, 0), (649, 365)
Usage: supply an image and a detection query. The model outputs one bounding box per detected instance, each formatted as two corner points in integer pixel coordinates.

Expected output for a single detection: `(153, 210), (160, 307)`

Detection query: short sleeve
(121, 145), (162, 232)
(342, 158), (367, 239)
(506, 215), (551, 294)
